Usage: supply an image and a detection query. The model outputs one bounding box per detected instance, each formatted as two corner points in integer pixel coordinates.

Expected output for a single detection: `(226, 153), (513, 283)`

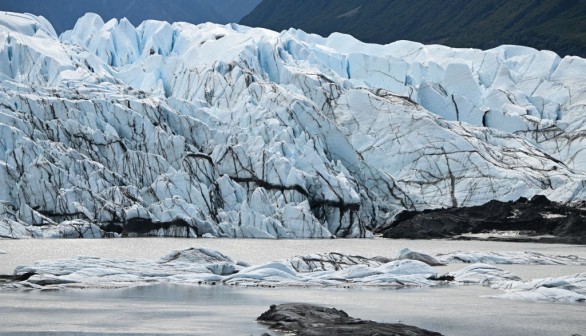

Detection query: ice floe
(487, 274), (586, 303)
(437, 251), (586, 265)
(7, 249), (438, 289)
(3, 247), (585, 304)
(11, 248), (239, 289)
(449, 263), (522, 285)
(398, 248), (445, 266)
(438, 250), (586, 302)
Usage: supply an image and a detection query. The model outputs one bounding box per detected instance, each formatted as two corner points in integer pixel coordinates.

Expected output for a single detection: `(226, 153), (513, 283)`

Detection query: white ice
(1, 12), (586, 238)
(437, 251), (586, 266)
(5, 247), (585, 304)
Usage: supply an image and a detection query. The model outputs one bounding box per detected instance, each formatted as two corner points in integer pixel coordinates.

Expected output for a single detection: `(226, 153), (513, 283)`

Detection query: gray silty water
(2, 238), (585, 274)
(1, 238), (585, 335)
(0, 284), (585, 336)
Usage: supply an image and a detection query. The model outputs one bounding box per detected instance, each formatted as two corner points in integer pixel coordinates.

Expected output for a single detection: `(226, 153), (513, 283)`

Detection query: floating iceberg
(438, 251), (586, 265)
(4, 247), (585, 304)
(486, 273), (586, 303)
(7, 249), (439, 289)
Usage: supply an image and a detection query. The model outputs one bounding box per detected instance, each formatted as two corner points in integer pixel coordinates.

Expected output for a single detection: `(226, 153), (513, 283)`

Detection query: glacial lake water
(1, 238), (585, 336)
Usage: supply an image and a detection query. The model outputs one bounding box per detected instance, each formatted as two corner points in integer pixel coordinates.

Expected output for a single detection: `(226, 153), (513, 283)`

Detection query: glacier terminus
(1, 12), (586, 239)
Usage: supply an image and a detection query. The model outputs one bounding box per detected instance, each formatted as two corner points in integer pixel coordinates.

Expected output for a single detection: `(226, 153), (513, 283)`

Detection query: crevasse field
(1, 12), (586, 239)
(1, 11), (586, 336)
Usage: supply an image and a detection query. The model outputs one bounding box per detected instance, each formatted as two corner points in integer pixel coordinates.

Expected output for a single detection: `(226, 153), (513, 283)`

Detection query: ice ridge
(1, 12), (586, 238)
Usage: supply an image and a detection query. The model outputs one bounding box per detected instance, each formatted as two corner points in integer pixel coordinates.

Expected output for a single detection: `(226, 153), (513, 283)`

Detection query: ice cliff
(1, 12), (586, 238)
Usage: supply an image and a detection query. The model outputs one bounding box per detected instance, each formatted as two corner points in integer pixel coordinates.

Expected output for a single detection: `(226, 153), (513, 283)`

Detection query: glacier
(1, 11), (586, 238)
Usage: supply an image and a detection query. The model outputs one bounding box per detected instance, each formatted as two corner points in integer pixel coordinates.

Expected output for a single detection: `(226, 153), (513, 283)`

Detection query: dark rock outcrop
(379, 196), (586, 244)
(257, 303), (443, 336)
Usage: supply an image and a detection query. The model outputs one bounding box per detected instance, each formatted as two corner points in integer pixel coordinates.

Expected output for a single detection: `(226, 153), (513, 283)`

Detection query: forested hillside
(0, 0), (261, 33)
(241, 0), (586, 57)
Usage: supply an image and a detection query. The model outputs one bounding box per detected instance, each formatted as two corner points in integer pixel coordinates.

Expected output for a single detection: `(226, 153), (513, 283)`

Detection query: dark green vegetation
(241, 0), (586, 57)
(0, 0), (261, 34)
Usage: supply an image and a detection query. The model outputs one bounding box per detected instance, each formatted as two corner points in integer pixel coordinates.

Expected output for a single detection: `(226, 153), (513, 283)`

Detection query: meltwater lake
(1, 238), (585, 336)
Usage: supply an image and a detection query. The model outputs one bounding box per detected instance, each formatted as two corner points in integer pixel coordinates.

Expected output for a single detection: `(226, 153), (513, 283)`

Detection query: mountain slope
(0, 12), (585, 239)
(240, 0), (586, 57)
(0, 0), (262, 34)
